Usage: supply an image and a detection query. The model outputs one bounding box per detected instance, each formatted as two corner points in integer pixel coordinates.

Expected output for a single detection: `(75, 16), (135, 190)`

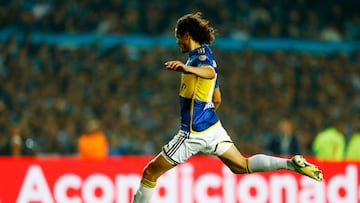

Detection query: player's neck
(189, 40), (201, 51)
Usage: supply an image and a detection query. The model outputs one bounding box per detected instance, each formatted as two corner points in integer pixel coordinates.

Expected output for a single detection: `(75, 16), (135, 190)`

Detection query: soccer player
(132, 12), (323, 203)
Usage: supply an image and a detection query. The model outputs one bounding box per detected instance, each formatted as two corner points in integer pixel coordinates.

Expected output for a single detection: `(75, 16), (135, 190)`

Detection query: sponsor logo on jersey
(204, 102), (214, 110)
(199, 55), (207, 61)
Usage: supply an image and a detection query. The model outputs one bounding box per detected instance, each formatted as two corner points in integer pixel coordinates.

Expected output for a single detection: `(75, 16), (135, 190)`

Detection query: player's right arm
(164, 61), (216, 79)
(213, 87), (221, 111)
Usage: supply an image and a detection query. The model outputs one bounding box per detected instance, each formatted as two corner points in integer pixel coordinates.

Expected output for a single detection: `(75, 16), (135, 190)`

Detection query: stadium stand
(0, 0), (359, 156)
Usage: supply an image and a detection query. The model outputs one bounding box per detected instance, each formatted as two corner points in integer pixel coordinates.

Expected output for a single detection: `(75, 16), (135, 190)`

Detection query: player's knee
(228, 165), (248, 174)
(142, 165), (153, 179)
(142, 162), (159, 181)
(228, 167), (240, 174)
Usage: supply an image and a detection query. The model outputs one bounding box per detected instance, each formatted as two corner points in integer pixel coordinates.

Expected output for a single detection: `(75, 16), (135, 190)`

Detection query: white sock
(248, 154), (293, 172)
(132, 185), (155, 203)
(132, 181), (156, 203)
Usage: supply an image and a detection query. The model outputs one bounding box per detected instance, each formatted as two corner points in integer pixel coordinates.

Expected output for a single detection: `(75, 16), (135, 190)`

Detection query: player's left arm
(212, 87), (221, 111)
(164, 60), (216, 79)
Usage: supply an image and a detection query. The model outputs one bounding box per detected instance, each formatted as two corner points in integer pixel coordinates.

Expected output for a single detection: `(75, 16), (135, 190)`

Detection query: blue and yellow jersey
(179, 45), (219, 133)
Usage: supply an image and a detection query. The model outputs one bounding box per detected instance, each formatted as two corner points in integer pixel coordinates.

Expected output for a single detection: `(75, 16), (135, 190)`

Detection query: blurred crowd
(0, 0), (360, 158)
(0, 0), (359, 40)
(0, 35), (359, 157)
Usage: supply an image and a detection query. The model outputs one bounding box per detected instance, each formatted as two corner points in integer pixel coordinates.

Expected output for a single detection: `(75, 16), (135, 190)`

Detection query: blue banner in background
(1, 28), (359, 54)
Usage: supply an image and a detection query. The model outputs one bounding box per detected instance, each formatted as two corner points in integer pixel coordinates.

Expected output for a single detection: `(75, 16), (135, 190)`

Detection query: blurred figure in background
(108, 133), (126, 156)
(345, 131), (360, 161)
(264, 116), (300, 156)
(0, 123), (37, 157)
(9, 126), (22, 157)
(312, 121), (346, 161)
(77, 118), (108, 160)
(0, 125), (22, 157)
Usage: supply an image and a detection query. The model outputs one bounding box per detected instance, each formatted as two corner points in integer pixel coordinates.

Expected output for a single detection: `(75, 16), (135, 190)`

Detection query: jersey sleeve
(194, 48), (219, 88)
(196, 54), (213, 68)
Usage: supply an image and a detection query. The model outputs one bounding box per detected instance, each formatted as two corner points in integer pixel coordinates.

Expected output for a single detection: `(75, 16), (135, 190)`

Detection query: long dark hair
(176, 12), (216, 45)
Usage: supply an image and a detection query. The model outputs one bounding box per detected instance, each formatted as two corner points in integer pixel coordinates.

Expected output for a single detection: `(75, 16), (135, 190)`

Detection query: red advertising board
(0, 156), (359, 203)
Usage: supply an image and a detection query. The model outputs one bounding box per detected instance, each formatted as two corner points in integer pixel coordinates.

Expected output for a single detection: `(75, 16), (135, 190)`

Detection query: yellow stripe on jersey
(191, 120), (220, 134)
(180, 74), (216, 102)
(194, 77), (216, 102)
(179, 74), (196, 98)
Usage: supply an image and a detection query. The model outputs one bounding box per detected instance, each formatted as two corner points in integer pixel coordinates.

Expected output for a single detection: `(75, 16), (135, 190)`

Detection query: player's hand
(164, 61), (187, 72)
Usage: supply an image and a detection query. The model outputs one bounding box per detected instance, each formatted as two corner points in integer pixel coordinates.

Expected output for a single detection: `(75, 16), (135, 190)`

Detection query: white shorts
(161, 121), (233, 165)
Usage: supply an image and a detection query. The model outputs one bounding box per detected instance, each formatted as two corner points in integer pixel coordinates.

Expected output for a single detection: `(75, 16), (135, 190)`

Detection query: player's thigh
(143, 153), (174, 181)
(218, 144), (248, 174)
(163, 131), (202, 165)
